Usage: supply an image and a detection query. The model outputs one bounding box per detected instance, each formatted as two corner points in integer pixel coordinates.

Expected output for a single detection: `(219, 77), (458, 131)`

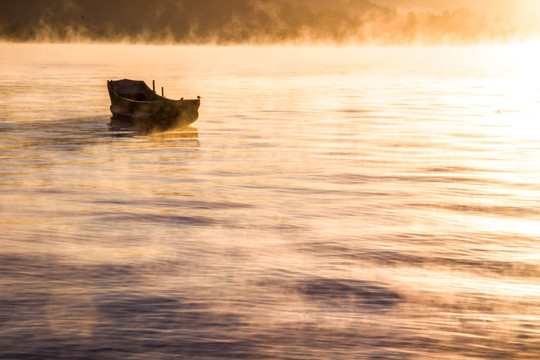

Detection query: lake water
(1, 43), (540, 359)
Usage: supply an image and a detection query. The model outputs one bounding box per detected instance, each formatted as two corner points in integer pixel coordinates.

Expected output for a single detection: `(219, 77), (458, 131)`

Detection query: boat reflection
(109, 116), (200, 137)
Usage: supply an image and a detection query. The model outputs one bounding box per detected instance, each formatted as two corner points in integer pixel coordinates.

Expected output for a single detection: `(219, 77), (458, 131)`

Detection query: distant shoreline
(1, 0), (537, 46)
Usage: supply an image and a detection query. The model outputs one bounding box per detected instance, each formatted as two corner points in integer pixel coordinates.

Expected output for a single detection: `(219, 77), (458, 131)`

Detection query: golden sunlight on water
(1, 43), (540, 359)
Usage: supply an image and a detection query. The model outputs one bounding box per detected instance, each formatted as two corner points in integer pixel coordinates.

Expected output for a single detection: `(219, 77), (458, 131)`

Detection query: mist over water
(1, 0), (538, 45)
(1, 43), (540, 359)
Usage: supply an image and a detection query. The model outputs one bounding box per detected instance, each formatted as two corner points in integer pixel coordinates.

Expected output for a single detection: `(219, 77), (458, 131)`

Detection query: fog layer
(0, 0), (534, 44)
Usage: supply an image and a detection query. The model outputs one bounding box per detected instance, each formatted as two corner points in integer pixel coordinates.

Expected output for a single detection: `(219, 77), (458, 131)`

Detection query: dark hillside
(0, 0), (517, 44)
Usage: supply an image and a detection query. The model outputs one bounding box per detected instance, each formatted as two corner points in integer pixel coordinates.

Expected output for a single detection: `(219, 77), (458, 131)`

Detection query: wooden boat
(107, 79), (200, 131)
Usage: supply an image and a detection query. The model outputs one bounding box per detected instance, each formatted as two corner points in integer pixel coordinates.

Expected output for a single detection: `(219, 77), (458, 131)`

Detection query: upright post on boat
(161, 87), (164, 97)
(153, 80), (155, 92)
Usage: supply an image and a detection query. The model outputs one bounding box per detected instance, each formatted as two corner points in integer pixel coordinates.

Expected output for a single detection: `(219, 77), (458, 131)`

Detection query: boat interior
(109, 79), (163, 102)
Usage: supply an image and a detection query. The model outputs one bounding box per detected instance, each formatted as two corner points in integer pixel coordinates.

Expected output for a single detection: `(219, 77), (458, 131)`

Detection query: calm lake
(1, 43), (540, 359)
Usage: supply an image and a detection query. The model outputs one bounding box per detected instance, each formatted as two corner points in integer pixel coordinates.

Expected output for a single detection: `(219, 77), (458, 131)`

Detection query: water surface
(1, 43), (540, 359)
